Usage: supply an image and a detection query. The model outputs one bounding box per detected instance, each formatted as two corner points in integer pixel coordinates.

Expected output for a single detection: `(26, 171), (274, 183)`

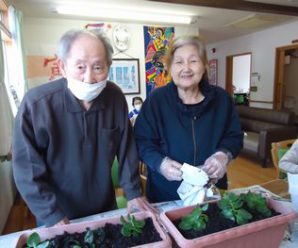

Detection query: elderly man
(13, 29), (152, 227)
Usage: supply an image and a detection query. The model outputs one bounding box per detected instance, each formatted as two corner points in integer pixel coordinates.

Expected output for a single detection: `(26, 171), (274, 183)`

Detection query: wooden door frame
(273, 43), (298, 110)
(226, 52), (252, 96)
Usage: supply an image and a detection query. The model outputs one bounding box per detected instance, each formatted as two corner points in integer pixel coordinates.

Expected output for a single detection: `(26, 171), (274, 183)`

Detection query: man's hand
(202, 152), (229, 180)
(160, 157), (183, 181)
(53, 217), (70, 226)
(127, 196), (157, 214)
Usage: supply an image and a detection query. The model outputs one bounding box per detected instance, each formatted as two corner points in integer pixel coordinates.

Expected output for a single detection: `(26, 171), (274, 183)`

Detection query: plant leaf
(236, 209), (252, 225)
(84, 228), (94, 244)
(27, 232), (41, 247)
(36, 241), (50, 248)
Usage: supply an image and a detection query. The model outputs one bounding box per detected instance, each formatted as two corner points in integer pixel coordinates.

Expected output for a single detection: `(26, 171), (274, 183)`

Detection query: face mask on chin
(67, 77), (107, 102)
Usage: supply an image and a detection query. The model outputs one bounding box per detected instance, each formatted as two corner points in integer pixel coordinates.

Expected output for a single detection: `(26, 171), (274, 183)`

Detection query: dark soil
(26, 218), (162, 248)
(173, 203), (281, 239)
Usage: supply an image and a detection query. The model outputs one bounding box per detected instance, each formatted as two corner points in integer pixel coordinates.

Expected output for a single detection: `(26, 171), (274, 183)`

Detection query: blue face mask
(67, 77), (107, 102)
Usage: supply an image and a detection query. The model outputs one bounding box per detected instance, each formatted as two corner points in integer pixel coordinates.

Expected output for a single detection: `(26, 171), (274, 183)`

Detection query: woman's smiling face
(170, 44), (206, 90)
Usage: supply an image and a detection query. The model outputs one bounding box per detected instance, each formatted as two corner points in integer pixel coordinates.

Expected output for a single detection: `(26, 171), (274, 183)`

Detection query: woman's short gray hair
(58, 29), (114, 65)
(166, 35), (207, 71)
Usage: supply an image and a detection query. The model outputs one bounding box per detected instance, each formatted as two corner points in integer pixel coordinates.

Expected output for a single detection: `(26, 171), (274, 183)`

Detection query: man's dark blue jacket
(134, 79), (243, 203)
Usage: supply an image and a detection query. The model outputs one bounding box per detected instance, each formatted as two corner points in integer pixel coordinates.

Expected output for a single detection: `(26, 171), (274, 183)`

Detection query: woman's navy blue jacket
(134, 79), (243, 203)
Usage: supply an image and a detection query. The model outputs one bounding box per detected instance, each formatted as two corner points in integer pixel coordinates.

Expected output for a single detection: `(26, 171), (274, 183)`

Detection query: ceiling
(10, 0), (298, 44)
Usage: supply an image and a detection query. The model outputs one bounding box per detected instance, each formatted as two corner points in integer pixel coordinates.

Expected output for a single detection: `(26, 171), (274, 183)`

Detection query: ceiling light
(55, 5), (195, 25)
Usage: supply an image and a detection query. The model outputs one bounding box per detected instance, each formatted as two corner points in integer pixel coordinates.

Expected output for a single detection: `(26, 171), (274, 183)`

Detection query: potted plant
(160, 192), (297, 248)
(15, 211), (171, 248)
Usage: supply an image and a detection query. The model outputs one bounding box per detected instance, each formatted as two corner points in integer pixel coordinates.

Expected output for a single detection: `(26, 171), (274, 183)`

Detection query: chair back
(139, 162), (147, 195)
(271, 139), (296, 179)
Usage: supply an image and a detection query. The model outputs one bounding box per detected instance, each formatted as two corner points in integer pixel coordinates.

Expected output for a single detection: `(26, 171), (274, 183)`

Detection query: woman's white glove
(160, 157), (183, 181)
(202, 151), (230, 180)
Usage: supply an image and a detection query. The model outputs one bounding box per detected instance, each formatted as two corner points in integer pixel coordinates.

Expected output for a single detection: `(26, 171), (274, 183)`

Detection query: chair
(139, 162), (147, 196)
(237, 105), (297, 167)
(271, 139), (296, 179)
(111, 159), (147, 208)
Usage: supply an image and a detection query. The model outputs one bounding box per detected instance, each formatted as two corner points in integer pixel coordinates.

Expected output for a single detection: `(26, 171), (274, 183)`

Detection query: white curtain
(0, 32), (14, 156)
(8, 5), (27, 102)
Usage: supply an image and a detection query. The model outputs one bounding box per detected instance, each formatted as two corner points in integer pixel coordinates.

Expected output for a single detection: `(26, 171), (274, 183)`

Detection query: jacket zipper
(192, 116), (197, 166)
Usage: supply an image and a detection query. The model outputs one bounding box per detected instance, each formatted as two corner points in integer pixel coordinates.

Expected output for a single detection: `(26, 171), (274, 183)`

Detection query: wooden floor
(1, 154), (276, 235)
(227, 153), (276, 189)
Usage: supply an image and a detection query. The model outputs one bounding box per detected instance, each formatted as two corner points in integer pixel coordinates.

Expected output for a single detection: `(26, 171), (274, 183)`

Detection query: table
(1, 186), (297, 248)
(260, 179), (289, 199)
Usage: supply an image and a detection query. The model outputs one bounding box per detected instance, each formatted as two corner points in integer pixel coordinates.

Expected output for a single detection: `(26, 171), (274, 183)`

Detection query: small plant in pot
(17, 211), (171, 248)
(161, 191), (297, 248)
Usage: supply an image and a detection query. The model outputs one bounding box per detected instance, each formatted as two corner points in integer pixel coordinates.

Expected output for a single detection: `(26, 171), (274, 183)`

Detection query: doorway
(226, 53), (252, 105)
(273, 43), (298, 117)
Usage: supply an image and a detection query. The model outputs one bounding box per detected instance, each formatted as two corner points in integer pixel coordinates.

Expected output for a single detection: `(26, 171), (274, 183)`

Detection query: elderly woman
(134, 35), (243, 203)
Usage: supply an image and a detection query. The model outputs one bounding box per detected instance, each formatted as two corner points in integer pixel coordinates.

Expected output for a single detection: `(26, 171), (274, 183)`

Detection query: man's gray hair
(58, 29), (114, 65)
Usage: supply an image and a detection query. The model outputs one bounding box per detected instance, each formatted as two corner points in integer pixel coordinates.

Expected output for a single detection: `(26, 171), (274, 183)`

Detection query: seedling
(84, 228), (94, 244)
(218, 192), (252, 225)
(179, 204), (209, 231)
(120, 214), (145, 237)
(240, 191), (272, 217)
(26, 232), (49, 248)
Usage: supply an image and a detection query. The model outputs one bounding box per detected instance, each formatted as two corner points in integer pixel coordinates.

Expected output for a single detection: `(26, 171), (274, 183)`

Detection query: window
(1, 0), (18, 116)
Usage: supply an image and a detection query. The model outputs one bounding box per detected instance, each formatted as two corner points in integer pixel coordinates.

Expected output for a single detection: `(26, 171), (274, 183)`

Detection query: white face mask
(67, 77), (107, 102)
(134, 104), (142, 111)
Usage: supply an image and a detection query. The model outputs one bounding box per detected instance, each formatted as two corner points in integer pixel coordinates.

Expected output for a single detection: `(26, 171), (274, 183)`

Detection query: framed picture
(108, 58), (140, 94)
(208, 59), (218, 85)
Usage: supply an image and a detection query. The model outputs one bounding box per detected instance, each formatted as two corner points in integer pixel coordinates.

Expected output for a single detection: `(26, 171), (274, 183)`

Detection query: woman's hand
(160, 157), (183, 181)
(202, 152), (229, 180)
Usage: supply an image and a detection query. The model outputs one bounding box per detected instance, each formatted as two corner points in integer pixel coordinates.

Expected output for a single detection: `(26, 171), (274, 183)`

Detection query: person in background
(279, 139), (298, 174)
(12, 29), (153, 227)
(128, 96), (143, 126)
(134, 35), (243, 203)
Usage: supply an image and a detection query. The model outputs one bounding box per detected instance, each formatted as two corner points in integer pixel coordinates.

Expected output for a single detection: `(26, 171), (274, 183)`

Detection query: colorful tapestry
(143, 26), (174, 96)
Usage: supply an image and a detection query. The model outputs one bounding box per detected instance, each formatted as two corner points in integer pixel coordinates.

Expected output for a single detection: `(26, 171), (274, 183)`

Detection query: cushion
(111, 159), (120, 188)
(116, 196), (127, 209)
(277, 148), (289, 179)
(277, 148), (289, 160)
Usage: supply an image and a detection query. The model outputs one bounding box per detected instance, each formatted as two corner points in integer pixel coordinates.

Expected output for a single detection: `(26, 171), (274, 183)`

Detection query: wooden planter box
(15, 211), (171, 248)
(160, 198), (297, 248)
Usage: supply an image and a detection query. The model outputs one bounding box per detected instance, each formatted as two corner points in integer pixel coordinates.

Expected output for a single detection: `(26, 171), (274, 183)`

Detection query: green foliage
(179, 204), (209, 231)
(218, 192), (252, 225)
(84, 228), (94, 244)
(240, 191), (272, 217)
(26, 232), (49, 248)
(120, 214), (145, 237)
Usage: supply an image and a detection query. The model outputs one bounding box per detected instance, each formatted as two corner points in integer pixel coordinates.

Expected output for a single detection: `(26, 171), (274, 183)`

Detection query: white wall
(207, 20), (298, 109)
(22, 17), (199, 111)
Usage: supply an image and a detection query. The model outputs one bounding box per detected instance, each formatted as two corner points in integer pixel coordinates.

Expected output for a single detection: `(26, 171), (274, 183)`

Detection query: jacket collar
(168, 76), (215, 103)
(167, 77), (216, 116)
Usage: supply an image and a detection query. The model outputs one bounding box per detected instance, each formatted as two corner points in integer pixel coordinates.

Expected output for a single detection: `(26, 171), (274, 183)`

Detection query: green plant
(26, 232), (49, 248)
(218, 192), (252, 225)
(241, 191), (272, 217)
(84, 228), (94, 244)
(179, 204), (209, 231)
(120, 214), (145, 237)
